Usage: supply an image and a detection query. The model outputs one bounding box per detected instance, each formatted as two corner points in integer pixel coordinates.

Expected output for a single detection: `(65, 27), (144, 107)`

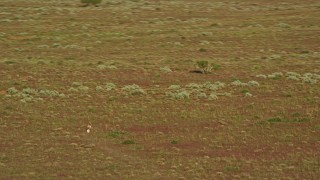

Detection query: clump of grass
(7, 87), (18, 95)
(301, 76), (317, 84)
(276, 23), (291, 28)
(96, 86), (104, 92)
(122, 84), (145, 95)
(96, 83), (116, 92)
(122, 140), (135, 145)
(230, 80), (247, 86)
(39, 89), (65, 97)
(196, 92), (207, 99)
(105, 83), (116, 91)
(68, 87), (79, 93)
(267, 117), (283, 123)
(286, 72), (301, 78)
(301, 73), (318, 84)
(224, 166), (240, 172)
(256, 74), (267, 78)
(267, 72), (283, 79)
(78, 85), (89, 92)
(208, 93), (218, 100)
(6, 87), (64, 102)
(258, 71), (319, 84)
(166, 91), (190, 100)
(217, 92), (232, 97)
(168, 85), (181, 90)
(267, 117), (311, 123)
(170, 140), (178, 144)
(160, 66), (172, 73)
(22, 88), (39, 95)
(97, 64), (107, 70)
(72, 82), (82, 87)
(69, 82), (89, 93)
(244, 92), (253, 97)
(202, 81), (225, 90)
(248, 80), (260, 87)
(185, 83), (201, 89)
(97, 65), (118, 70)
(107, 131), (125, 138)
(287, 75), (300, 81)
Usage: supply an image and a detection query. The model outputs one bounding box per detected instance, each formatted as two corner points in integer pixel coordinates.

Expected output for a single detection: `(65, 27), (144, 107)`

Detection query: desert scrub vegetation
(6, 87), (65, 103)
(97, 64), (117, 70)
(68, 82), (89, 93)
(160, 66), (172, 73)
(164, 80), (239, 100)
(96, 83), (116, 92)
(208, 93), (218, 100)
(185, 81), (226, 92)
(122, 84), (145, 95)
(165, 90), (190, 100)
(256, 72), (320, 84)
(165, 81), (227, 100)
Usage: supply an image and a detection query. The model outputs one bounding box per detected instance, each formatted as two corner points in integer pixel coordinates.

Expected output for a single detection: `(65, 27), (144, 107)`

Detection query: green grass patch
(107, 131), (126, 138)
(267, 117), (311, 123)
(224, 165), (240, 172)
(122, 140), (135, 145)
(171, 140), (178, 144)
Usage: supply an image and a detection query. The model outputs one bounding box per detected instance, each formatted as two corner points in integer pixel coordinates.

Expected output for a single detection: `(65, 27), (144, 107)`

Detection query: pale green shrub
(160, 67), (172, 73)
(39, 89), (60, 97)
(70, 82), (89, 93)
(72, 82), (82, 87)
(267, 72), (283, 79)
(78, 85), (89, 92)
(168, 85), (181, 90)
(106, 65), (117, 70)
(105, 83), (116, 91)
(166, 91), (190, 100)
(202, 81), (218, 90)
(122, 84), (145, 95)
(286, 72), (301, 78)
(256, 74), (267, 78)
(97, 64), (107, 70)
(230, 80), (247, 86)
(185, 83), (201, 89)
(302, 76), (317, 84)
(218, 92), (232, 97)
(22, 88), (38, 95)
(68, 87), (79, 92)
(287, 76), (300, 81)
(208, 93), (218, 100)
(96, 86), (104, 92)
(196, 92), (207, 99)
(7, 87), (18, 95)
(248, 80), (260, 87)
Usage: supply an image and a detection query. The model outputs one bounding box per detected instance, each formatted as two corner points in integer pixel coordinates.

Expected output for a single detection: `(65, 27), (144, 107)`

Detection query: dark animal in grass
(189, 70), (205, 74)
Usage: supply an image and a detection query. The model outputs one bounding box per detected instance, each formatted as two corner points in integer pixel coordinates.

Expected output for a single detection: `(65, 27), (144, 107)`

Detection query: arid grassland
(0, 0), (319, 179)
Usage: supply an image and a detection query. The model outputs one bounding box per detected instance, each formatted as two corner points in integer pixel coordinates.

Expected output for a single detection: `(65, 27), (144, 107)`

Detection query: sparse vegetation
(0, 0), (319, 179)
(160, 66), (172, 73)
(122, 84), (145, 95)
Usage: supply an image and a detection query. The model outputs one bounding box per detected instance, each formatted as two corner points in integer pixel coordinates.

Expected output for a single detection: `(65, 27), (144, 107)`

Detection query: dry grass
(0, 0), (319, 179)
